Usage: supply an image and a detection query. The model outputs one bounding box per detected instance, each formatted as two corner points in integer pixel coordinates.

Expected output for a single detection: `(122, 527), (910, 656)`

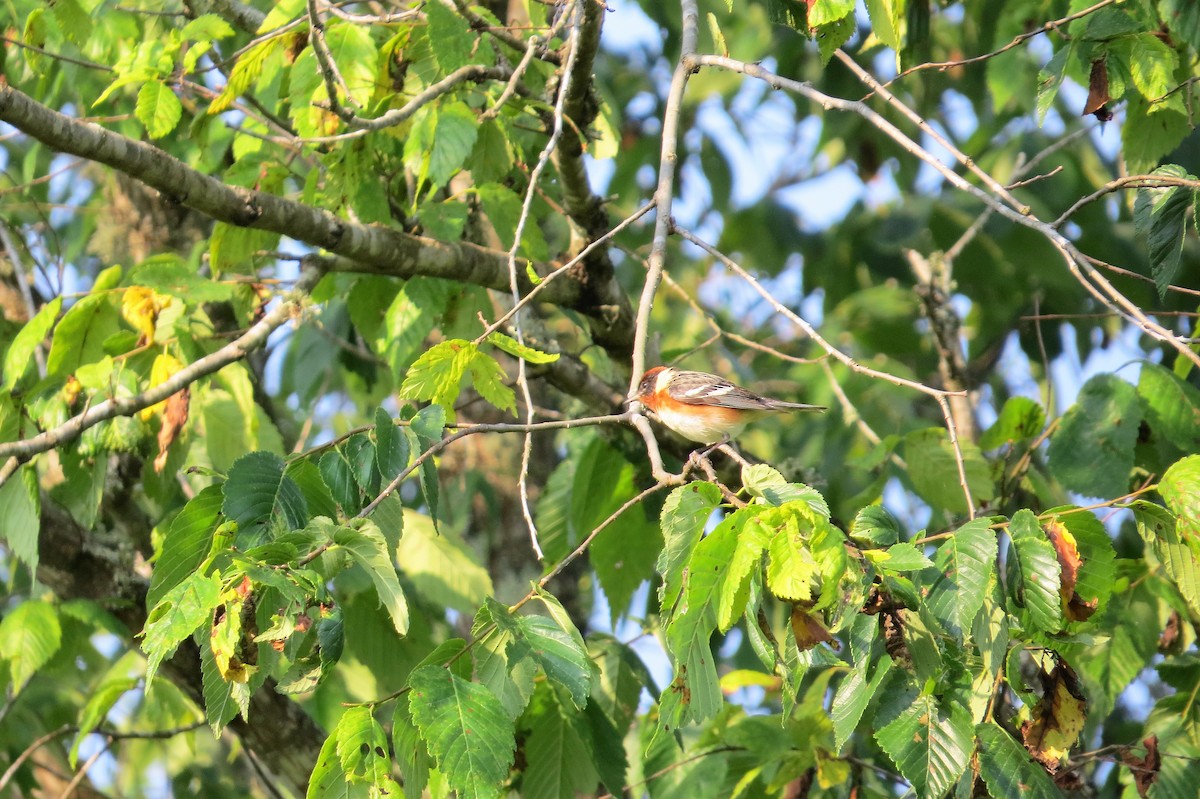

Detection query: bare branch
(689, 54), (1200, 371)
(629, 0), (701, 483)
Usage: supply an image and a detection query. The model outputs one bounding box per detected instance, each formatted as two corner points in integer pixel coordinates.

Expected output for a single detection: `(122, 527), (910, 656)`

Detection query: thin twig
(689, 54), (1200, 370)
(881, 0), (1118, 86)
(356, 413), (633, 517)
(473, 200), (655, 344)
(628, 0), (701, 484)
(503, 0), (585, 559)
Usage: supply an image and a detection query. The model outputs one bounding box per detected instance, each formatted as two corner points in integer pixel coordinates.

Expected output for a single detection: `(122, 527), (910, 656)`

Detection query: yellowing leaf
(121, 286), (171, 342)
(140, 353), (184, 421)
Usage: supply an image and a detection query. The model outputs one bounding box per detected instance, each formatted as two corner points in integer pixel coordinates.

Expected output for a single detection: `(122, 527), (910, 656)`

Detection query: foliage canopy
(2, 0), (1200, 797)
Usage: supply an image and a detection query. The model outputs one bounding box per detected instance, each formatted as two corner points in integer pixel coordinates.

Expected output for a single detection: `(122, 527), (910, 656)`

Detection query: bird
(630, 366), (826, 444)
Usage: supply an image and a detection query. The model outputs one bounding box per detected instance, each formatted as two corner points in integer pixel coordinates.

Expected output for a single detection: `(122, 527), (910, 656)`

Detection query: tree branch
(0, 82), (636, 356)
(0, 269), (319, 484)
(629, 0), (701, 483)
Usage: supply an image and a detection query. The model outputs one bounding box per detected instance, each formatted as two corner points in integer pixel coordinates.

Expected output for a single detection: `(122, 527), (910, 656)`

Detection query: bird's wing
(666, 371), (777, 410)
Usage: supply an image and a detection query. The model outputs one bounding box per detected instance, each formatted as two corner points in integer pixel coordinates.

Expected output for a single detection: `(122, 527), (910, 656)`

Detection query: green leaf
(469, 349), (515, 416)
(425, 1), (474, 73)
(1046, 374), (1141, 498)
(395, 509), (492, 614)
(1008, 510), (1063, 633)
(765, 512), (818, 602)
(335, 706), (391, 784)
(143, 570), (222, 687)
(874, 692), (973, 798)
(429, 102), (479, 188)
(742, 463), (830, 517)
(1077, 578), (1159, 705)
(0, 465), (41, 575)
(472, 603), (536, 719)
(849, 504), (901, 546)
(373, 407), (408, 480)
(1138, 362), (1200, 453)
(148, 485), (223, 608)
(408, 665), (515, 799)
(657, 482), (723, 611)
(486, 332), (560, 364)
(469, 119), (514, 184)
(1124, 95), (1190, 175)
(0, 600), (61, 690)
(865, 541), (934, 572)
(662, 515), (737, 728)
(208, 221), (280, 275)
(926, 518), (998, 637)
(1134, 165), (1196, 300)
(409, 404), (445, 530)
(380, 278), (456, 377)
(520, 683), (601, 799)
(180, 13), (235, 42)
(222, 451), (308, 536)
(904, 428), (995, 515)
(491, 603), (593, 710)
(128, 256), (237, 304)
(334, 519), (409, 635)
(46, 293), (122, 377)
(209, 36), (282, 115)
(1135, 500), (1200, 616)
(865, 0), (903, 51)
(307, 734), (371, 799)
(476, 183), (549, 262)
(392, 691), (432, 798)
(1161, 455), (1200, 538)
(1036, 43), (1073, 124)
(50, 0), (91, 43)
(3, 295), (60, 389)
(833, 654), (893, 752)
(418, 199), (469, 241)
(807, 0), (855, 26)
(136, 81), (183, 139)
(980, 396), (1046, 450)
(400, 339), (475, 409)
(720, 512), (769, 631)
(572, 439), (662, 621)
(976, 722), (1064, 799)
(323, 21), (378, 109)
(816, 13), (856, 64)
(320, 447), (361, 516)
(1129, 33), (1177, 103)
(286, 458), (339, 521)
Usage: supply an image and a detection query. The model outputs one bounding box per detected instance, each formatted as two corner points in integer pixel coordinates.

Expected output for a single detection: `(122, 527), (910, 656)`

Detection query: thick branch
(0, 82), (635, 355)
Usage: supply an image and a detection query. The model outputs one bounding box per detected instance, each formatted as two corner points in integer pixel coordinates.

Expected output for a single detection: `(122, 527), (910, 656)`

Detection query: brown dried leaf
(790, 605), (835, 651)
(1084, 59), (1113, 121)
(1044, 519), (1097, 621)
(153, 387), (190, 472)
(1159, 611), (1182, 653)
(1020, 658), (1087, 771)
(1122, 736), (1160, 798)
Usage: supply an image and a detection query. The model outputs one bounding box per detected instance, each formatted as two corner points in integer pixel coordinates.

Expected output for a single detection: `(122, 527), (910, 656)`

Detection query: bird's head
(629, 366), (672, 410)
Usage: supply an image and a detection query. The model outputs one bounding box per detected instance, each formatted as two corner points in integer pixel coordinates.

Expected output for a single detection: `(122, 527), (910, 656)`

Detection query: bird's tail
(764, 400), (827, 412)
